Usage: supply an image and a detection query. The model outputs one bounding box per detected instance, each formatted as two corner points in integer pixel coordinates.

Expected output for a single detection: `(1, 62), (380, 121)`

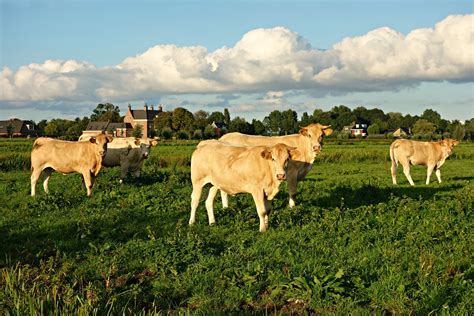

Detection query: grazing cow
(31, 134), (113, 196)
(80, 136), (158, 182)
(390, 139), (460, 185)
(189, 140), (299, 232)
(219, 123), (333, 208)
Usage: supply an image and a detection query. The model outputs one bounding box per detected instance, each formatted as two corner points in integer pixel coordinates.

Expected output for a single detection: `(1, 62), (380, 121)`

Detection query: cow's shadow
(299, 182), (463, 209)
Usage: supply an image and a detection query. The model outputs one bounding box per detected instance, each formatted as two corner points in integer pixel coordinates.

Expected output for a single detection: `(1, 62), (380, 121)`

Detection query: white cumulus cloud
(1, 14), (472, 105)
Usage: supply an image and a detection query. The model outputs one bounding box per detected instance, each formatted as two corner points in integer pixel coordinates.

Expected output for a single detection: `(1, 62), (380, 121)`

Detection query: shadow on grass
(305, 182), (463, 209)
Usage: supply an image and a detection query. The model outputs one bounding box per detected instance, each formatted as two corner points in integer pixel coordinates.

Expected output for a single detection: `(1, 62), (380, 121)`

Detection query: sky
(1, 0), (473, 122)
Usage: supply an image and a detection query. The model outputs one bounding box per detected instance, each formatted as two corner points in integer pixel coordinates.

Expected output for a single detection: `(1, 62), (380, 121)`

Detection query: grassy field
(0, 138), (473, 314)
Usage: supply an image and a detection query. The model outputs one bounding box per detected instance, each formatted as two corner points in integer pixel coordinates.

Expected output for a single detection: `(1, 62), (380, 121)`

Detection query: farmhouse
(0, 118), (40, 137)
(124, 104), (162, 138)
(391, 127), (410, 138)
(343, 118), (369, 137)
(81, 104), (163, 138)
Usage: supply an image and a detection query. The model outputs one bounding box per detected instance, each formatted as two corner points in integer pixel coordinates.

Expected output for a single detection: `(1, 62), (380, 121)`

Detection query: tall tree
(251, 119), (266, 135)
(224, 108), (231, 126)
(412, 119), (436, 135)
(280, 109), (298, 135)
(264, 110), (283, 135)
(172, 107), (195, 132)
(154, 112), (173, 134)
(421, 109), (442, 131)
(90, 103), (121, 122)
(299, 112), (311, 127)
(207, 111), (226, 125)
(194, 110), (209, 131)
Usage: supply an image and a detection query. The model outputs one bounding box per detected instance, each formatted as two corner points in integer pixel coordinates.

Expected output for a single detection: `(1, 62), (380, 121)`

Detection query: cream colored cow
(30, 134), (113, 196)
(219, 123), (332, 208)
(390, 139), (459, 185)
(189, 140), (298, 232)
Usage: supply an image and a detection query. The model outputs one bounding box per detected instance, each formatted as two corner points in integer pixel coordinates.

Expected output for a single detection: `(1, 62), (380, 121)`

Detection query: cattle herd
(29, 123), (460, 232)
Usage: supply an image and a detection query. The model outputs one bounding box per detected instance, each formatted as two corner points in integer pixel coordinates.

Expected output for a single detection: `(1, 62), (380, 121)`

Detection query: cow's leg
(435, 169), (442, 183)
(391, 159), (398, 185)
(189, 181), (204, 225)
(119, 163), (129, 184)
(400, 161), (415, 186)
(42, 168), (53, 194)
(426, 165), (435, 185)
(287, 174), (298, 208)
(82, 172), (93, 196)
(220, 190), (229, 209)
(30, 167), (43, 196)
(264, 199), (273, 230)
(252, 191), (268, 233)
(205, 186), (219, 225)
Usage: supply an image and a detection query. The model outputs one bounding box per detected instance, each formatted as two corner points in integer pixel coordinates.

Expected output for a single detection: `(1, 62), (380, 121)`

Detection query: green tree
(224, 108), (231, 126)
(6, 122), (14, 139)
(194, 110), (209, 131)
(90, 103), (121, 122)
(154, 111), (173, 134)
(421, 109), (442, 131)
(367, 123), (380, 135)
(464, 118), (474, 141)
(412, 119), (436, 135)
(172, 107), (195, 132)
(251, 119), (266, 135)
(280, 109), (298, 135)
(132, 124), (143, 138)
(264, 110), (283, 135)
(229, 117), (253, 134)
(299, 112), (311, 127)
(207, 111), (225, 125)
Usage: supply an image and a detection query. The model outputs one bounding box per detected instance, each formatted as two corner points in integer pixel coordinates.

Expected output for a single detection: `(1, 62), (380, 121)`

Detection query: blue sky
(1, 0), (473, 122)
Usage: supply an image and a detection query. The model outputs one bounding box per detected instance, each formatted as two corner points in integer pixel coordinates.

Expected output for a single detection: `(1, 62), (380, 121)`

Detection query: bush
(366, 134), (385, 139)
(177, 130), (190, 140)
(337, 132), (350, 140)
(161, 128), (173, 140)
(385, 132), (394, 139)
(204, 126), (217, 139)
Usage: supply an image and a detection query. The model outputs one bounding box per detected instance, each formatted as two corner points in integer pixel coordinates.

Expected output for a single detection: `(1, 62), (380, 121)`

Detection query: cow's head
(133, 138), (157, 159)
(261, 143), (299, 181)
(299, 123), (333, 154)
(440, 139), (460, 156)
(90, 134), (113, 157)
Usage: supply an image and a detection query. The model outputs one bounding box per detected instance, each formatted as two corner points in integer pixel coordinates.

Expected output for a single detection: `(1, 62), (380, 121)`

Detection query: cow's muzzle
(276, 173), (286, 181)
(143, 153), (149, 159)
(312, 145), (321, 152)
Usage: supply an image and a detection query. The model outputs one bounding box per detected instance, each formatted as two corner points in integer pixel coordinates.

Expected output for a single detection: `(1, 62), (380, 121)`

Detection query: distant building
(390, 127), (410, 138)
(342, 118), (369, 137)
(124, 104), (162, 138)
(81, 104), (163, 138)
(81, 121), (133, 138)
(0, 118), (40, 137)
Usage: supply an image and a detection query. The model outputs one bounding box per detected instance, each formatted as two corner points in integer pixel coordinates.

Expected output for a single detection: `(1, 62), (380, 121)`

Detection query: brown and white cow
(390, 139), (460, 186)
(189, 140), (299, 232)
(219, 123), (332, 208)
(30, 134), (113, 196)
(80, 136), (158, 182)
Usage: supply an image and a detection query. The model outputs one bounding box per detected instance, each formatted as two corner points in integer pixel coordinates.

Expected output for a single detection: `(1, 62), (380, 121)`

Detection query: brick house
(0, 118), (40, 137)
(81, 121), (133, 138)
(124, 104), (162, 137)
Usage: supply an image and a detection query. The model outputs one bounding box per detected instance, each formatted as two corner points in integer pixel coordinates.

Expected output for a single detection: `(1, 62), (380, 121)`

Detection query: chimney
(158, 104), (163, 112)
(128, 104), (131, 112)
(144, 104), (148, 112)
(151, 105), (154, 111)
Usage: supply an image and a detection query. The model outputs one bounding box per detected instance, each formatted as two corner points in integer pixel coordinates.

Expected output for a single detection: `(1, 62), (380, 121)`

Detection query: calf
(31, 134), (112, 196)
(390, 139), (459, 185)
(189, 140), (298, 232)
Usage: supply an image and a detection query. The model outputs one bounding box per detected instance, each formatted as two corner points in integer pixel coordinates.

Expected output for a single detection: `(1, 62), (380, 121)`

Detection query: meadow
(0, 138), (472, 314)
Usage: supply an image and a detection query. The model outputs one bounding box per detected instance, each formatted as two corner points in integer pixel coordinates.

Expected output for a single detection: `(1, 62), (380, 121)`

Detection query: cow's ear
(323, 127), (333, 136)
(107, 136), (113, 143)
(289, 149), (300, 160)
(89, 137), (96, 144)
(261, 150), (272, 160)
(299, 127), (308, 136)
(453, 140), (460, 146)
(134, 138), (141, 146)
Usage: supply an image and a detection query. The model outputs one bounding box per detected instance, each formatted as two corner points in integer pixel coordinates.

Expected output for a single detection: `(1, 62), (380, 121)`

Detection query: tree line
(32, 103), (473, 140)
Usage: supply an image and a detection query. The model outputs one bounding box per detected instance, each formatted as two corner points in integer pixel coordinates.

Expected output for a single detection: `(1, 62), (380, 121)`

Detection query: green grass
(0, 139), (473, 314)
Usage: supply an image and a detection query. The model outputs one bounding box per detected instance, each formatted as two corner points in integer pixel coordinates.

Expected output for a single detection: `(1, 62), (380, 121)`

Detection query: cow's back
(220, 133), (299, 147)
(392, 139), (438, 165)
